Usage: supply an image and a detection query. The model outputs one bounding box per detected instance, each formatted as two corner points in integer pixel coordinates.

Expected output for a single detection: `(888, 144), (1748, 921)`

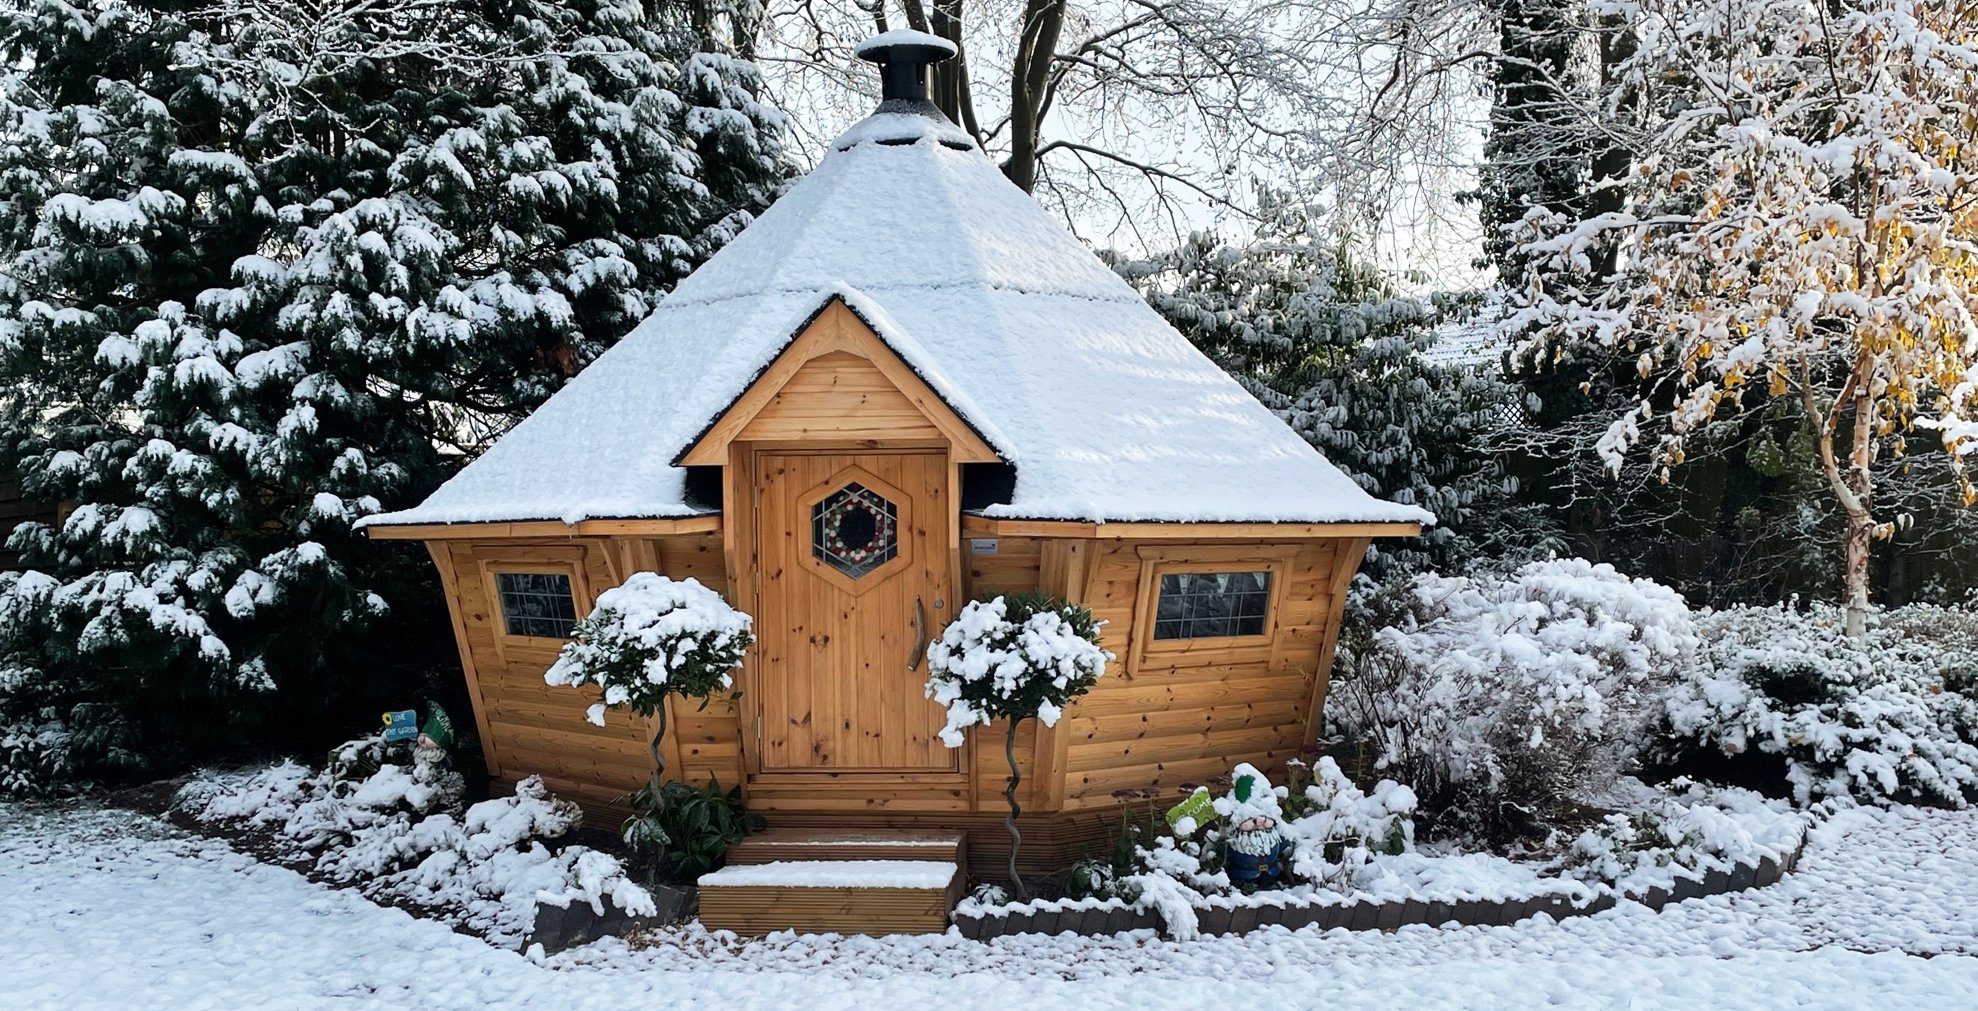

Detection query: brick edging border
(954, 828), (1812, 942)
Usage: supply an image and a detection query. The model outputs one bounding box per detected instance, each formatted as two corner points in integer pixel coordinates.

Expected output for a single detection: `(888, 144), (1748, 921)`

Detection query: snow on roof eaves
(363, 115), (1433, 531)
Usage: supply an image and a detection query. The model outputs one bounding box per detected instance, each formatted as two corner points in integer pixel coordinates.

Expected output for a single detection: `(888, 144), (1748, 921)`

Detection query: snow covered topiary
(1663, 602), (1978, 807)
(924, 592), (1111, 896)
(924, 592), (1111, 747)
(544, 574), (754, 728)
(543, 573), (754, 869)
(1331, 558), (1699, 839)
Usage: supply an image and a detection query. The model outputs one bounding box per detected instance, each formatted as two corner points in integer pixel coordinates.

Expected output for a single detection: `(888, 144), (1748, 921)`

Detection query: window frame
(1127, 545), (1295, 679)
(477, 550), (591, 659)
(793, 464), (915, 595)
(1149, 569), (1278, 642)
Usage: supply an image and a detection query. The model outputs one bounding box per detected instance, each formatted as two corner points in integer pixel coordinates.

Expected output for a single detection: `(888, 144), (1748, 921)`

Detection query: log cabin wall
(428, 525), (1362, 860)
(426, 532), (743, 822)
(964, 534), (1361, 814)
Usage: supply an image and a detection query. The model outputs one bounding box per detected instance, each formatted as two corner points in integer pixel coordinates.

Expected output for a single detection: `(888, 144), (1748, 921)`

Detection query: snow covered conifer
(924, 592), (1110, 896)
(0, 0), (790, 792)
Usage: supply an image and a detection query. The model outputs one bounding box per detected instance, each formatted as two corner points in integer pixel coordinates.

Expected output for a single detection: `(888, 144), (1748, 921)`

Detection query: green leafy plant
(643, 777), (763, 882)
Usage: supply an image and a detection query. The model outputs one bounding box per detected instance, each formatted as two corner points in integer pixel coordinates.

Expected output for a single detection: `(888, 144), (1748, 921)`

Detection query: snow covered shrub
(177, 746), (651, 947)
(544, 573), (753, 872)
(1662, 603), (1978, 807)
(1562, 781), (1805, 892)
(1280, 757), (1418, 884)
(925, 591), (1111, 896)
(1112, 761), (1419, 938)
(1331, 559), (1699, 840)
(0, 708), (142, 798)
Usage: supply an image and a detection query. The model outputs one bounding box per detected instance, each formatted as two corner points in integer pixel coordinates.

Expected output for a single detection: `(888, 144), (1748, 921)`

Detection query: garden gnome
(1220, 765), (1289, 884)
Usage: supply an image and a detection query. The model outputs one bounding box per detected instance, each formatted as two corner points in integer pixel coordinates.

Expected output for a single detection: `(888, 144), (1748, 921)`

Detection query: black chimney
(855, 30), (957, 114)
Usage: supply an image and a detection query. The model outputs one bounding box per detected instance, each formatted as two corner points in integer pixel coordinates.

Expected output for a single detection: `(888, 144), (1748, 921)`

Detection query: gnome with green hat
(1216, 763), (1289, 885)
(411, 706), (464, 810)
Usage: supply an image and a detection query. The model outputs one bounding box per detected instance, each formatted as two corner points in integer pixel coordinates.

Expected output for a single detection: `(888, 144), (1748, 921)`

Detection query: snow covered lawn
(4, 802), (1975, 1009)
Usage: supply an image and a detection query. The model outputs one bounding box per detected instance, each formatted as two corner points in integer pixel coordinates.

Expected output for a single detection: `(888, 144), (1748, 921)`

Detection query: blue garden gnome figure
(1219, 764), (1289, 884)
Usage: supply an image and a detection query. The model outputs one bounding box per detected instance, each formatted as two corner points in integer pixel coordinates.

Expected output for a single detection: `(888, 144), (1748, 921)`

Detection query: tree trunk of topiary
(1005, 715), (1027, 899)
(647, 701), (669, 802)
(629, 701), (670, 883)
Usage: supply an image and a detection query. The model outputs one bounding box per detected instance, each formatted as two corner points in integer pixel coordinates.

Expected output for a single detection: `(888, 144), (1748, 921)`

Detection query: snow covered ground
(3, 802), (1975, 1009)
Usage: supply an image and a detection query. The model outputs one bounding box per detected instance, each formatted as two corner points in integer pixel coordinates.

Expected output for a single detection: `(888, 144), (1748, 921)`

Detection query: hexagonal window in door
(811, 482), (899, 579)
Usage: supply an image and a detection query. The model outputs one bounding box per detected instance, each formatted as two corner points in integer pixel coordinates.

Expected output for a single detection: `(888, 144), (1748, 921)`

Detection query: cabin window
(495, 571), (579, 638)
(812, 482), (899, 579)
(1152, 571), (1273, 640)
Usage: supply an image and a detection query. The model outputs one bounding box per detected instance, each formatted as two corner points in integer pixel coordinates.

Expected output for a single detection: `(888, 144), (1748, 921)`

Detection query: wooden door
(753, 451), (958, 774)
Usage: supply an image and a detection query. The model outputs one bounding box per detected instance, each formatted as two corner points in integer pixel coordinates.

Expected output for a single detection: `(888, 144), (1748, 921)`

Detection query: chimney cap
(854, 30), (958, 107)
(854, 29), (958, 63)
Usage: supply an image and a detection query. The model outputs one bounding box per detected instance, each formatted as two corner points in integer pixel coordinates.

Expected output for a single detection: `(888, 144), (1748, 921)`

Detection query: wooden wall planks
(432, 533), (745, 815)
(430, 527), (1362, 845)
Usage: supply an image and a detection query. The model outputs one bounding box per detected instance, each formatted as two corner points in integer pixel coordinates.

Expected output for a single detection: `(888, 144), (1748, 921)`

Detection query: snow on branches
(0, 0), (789, 792)
(1501, 0), (1978, 632)
(922, 593), (1112, 748)
(544, 574), (753, 728)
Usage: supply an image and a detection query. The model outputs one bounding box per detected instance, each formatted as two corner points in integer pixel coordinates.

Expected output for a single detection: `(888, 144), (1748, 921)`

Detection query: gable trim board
(678, 297), (1000, 466)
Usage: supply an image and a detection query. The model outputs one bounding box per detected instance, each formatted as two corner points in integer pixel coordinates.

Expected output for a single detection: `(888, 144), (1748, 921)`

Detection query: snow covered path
(3, 803), (1974, 1009)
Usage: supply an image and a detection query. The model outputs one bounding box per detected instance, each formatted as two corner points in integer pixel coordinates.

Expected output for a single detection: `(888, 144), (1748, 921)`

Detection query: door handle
(909, 596), (927, 672)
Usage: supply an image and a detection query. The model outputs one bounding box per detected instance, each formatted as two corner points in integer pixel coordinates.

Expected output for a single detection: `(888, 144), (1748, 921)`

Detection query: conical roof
(366, 111), (1433, 528)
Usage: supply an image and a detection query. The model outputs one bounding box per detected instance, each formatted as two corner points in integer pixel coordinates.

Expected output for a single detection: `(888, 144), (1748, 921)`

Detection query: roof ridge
(657, 277), (1149, 313)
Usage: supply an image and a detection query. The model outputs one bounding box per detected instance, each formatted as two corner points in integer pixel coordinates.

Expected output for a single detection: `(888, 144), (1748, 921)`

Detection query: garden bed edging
(953, 826), (1811, 942)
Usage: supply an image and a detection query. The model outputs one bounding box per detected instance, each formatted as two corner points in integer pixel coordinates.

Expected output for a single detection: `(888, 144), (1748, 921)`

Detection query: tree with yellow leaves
(1504, 0), (1978, 635)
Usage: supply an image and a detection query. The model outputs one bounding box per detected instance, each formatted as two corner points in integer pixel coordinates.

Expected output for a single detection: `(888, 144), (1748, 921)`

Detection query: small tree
(1502, 0), (1978, 636)
(924, 591), (1110, 898)
(545, 573), (753, 870)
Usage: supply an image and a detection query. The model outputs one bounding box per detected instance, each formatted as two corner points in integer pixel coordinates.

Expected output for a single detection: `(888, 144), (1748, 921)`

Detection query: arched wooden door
(751, 450), (959, 775)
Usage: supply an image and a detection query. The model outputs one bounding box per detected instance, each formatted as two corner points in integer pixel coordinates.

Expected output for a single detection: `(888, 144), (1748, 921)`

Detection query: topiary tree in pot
(924, 591), (1111, 898)
(545, 573), (754, 877)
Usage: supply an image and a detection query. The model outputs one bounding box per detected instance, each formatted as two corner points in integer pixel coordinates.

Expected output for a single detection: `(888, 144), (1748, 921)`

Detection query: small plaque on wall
(968, 538), (999, 555)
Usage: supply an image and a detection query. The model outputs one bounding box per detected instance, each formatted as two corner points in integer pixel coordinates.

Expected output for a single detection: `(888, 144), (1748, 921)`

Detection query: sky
(750, 4), (1496, 294)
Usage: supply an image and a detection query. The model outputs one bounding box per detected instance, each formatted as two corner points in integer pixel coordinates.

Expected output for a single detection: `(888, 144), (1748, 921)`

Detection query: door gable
(677, 298), (1001, 466)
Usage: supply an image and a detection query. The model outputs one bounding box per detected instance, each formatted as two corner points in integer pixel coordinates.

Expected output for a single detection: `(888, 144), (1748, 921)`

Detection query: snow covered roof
(366, 111), (1433, 529)
(1421, 316), (1506, 370)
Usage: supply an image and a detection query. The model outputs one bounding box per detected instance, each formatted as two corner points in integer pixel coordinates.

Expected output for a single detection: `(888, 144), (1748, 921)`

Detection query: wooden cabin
(361, 35), (1428, 881)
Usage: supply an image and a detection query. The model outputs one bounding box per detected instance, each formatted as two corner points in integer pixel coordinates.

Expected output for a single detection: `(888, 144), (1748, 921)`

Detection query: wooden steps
(725, 828), (964, 865)
(700, 831), (964, 936)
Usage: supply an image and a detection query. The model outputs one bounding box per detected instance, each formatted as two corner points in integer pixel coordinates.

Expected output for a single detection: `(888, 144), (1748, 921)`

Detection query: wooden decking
(724, 827), (964, 864)
(699, 829), (964, 936)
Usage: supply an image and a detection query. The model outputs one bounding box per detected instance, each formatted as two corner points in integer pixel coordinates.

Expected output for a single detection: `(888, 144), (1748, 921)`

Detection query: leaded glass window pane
(496, 572), (578, 638)
(1151, 571), (1272, 640)
(812, 482), (899, 578)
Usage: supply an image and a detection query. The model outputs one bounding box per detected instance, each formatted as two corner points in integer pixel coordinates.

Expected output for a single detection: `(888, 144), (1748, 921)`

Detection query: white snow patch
(698, 859), (957, 889)
(3, 803), (1977, 1005)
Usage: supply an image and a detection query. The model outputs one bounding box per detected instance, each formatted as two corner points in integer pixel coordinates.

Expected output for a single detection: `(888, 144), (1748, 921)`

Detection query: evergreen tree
(0, 0), (791, 793)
